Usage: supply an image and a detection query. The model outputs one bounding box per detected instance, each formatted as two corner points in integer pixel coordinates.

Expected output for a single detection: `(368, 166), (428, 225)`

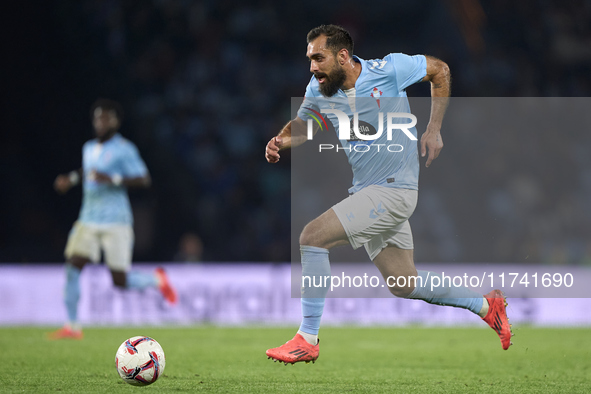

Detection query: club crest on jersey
(370, 87), (382, 108)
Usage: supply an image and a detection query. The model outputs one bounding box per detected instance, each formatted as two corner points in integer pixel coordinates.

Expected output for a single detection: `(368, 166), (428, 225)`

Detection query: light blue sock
(298, 245), (331, 335)
(127, 271), (158, 290)
(408, 270), (484, 314)
(65, 264), (81, 323)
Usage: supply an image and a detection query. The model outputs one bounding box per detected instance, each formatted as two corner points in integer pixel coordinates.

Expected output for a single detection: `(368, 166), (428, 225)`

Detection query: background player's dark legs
(110, 269), (165, 292)
(69, 256), (89, 270)
(110, 270), (127, 288)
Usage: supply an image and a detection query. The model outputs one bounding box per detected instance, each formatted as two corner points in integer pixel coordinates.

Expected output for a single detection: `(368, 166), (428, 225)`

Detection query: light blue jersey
(78, 133), (148, 225)
(297, 53), (427, 194)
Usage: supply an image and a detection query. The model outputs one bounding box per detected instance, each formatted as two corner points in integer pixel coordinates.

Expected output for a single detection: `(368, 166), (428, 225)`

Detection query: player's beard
(316, 63), (347, 97)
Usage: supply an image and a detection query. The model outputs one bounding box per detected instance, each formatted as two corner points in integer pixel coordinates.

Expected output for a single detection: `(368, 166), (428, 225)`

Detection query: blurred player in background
(48, 99), (177, 340)
(265, 25), (512, 364)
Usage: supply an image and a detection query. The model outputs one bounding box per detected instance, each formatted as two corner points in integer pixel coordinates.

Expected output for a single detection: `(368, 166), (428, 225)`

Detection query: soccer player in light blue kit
(49, 99), (177, 340)
(265, 25), (512, 364)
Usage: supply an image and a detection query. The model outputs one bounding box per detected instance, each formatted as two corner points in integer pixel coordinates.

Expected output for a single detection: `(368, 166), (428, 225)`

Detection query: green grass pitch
(1, 326), (589, 393)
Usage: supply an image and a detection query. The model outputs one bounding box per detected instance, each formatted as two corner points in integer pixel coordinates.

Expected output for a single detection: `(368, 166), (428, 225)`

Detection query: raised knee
(385, 277), (415, 298)
(68, 256), (88, 270)
(389, 286), (413, 298)
(299, 225), (320, 248)
(113, 280), (126, 289)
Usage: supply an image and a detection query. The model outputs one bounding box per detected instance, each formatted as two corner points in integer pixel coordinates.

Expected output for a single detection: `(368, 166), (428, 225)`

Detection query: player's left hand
(54, 174), (72, 194)
(420, 124), (443, 168)
(265, 136), (283, 163)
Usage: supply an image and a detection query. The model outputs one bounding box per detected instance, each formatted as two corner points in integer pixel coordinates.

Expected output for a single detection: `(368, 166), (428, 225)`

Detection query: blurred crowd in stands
(3, 0), (590, 263)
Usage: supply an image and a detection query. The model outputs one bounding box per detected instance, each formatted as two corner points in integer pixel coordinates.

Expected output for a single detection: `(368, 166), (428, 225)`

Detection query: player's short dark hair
(90, 98), (124, 122)
(307, 25), (354, 56)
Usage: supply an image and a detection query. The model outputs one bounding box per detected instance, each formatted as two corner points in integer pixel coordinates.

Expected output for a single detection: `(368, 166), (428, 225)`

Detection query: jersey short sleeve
(296, 80), (319, 121)
(120, 143), (148, 178)
(386, 53), (427, 92)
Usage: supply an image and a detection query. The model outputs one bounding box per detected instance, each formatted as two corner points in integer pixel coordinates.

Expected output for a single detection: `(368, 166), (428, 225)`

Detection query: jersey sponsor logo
(349, 118), (377, 142)
(307, 108), (417, 142)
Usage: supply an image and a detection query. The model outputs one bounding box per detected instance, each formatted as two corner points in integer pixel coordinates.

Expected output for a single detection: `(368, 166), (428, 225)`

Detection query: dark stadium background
(2, 0), (590, 264)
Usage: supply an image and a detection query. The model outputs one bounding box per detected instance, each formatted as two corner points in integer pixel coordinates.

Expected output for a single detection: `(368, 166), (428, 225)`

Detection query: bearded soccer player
(265, 25), (512, 364)
(48, 99), (177, 340)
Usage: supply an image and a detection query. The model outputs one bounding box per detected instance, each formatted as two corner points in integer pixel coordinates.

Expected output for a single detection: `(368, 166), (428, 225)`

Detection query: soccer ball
(115, 336), (166, 386)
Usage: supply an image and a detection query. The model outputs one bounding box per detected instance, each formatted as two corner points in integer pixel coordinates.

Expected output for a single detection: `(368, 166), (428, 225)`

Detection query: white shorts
(64, 221), (134, 272)
(332, 185), (417, 261)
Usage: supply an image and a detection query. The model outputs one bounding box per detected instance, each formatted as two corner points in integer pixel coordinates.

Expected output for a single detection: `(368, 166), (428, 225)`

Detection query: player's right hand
(54, 174), (72, 194)
(265, 136), (282, 163)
